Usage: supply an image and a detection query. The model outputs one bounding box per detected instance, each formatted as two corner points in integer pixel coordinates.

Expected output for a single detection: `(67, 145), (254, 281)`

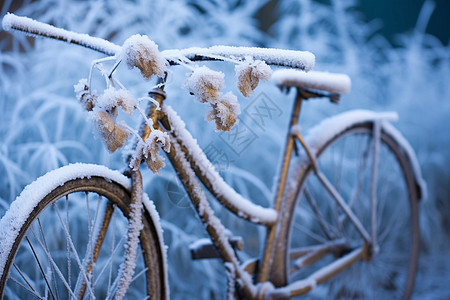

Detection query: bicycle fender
(293, 109), (426, 201)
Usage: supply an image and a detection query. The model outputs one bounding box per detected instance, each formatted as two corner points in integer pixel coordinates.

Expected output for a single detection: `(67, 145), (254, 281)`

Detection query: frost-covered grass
(1, 0), (449, 298)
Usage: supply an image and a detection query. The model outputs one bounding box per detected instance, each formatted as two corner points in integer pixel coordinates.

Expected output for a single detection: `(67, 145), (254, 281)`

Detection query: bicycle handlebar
(162, 46), (314, 70)
(3, 13), (121, 55)
(2, 13), (315, 71)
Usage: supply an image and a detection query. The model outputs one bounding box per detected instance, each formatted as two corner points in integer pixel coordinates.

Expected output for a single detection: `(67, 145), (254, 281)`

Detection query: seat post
(259, 88), (305, 285)
(292, 87), (306, 125)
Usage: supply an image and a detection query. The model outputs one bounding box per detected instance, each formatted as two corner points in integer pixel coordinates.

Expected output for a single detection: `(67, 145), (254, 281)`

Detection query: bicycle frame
(1, 13), (425, 300)
(133, 81), (372, 299)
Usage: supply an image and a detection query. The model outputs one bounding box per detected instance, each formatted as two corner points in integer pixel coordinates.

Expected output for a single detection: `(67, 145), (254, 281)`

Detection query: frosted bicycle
(0, 13), (424, 299)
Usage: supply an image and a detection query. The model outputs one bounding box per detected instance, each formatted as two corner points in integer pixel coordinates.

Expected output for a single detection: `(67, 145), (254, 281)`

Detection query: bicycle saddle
(271, 69), (351, 95)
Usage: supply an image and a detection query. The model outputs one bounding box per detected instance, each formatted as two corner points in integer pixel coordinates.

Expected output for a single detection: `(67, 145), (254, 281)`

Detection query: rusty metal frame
(132, 83), (368, 299)
(258, 91), (304, 284)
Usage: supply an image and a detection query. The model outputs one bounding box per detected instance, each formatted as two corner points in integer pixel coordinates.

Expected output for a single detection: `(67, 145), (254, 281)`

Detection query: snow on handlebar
(2, 12), (317, 175)
(2, 13), (315, 70)
(2, 13), (121, 55)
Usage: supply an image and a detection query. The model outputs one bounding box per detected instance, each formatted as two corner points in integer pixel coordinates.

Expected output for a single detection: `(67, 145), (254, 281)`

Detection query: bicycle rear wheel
(0, 175), (165, 299)
(286, 122), (420, 299)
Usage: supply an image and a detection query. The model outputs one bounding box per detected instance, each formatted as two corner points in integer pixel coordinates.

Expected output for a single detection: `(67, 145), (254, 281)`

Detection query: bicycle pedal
(189, 236), (243, 260)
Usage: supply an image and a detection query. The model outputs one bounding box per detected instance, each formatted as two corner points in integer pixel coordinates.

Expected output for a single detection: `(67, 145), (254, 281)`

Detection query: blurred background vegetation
(1, 0), (449, 298)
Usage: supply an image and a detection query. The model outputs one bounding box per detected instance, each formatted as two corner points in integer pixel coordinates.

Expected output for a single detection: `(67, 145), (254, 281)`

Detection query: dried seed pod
(184, 66), (225, 103)
(129, 130), (171, 173)
(121, 34), (167, 79)
(144, 130), (171, 173)
(74, 78), (96, 111)
(145, 155), (165, 174)
(94, 111), (130, 152)
(235, 58), (272, 97)
(97, 87), (136, 115)
(207, 92), (240, 132)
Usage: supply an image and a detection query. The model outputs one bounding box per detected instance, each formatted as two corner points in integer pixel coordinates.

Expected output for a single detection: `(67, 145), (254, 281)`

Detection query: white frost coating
(207, 92), (241, 132)
(3, 14), (314, 71)
(0, 163), (130, 278)
(74, 78), (89, 100)
(142, 193), (169, 299)
(225, 262), (236, 300)
(162, 45), (315, 70)
(381, 122), (427, 200)
(120, 34), (167, 79)
(295, 110), (398, 154)
(184, 66), (240, 131)
(272, 69), (351, 94)
(96, 87), (136, 115)
(184, 66), (225, 103)
(164, 105), (277, 224)
(116, 192), (143, 300)
(2, 13), (121, 56)
(188, 238), (212, 251)
(129, 130), (171, 173)
(171, 141), (257, 298)
(74, 78), (97, 111)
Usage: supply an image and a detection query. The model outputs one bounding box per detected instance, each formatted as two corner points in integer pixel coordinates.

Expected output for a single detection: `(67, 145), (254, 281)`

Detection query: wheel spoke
(53, 202), (95, 298)
(288, 125), (418, 299)
(75, 192), (95, 300)
(349, 136), (371, 208)
(29, 227), (77, 299)
(26, 235), (56, 300)
(303, 188), (336, 240)
(78, 200), (114, 299)
(86, 192), (93, 269)
(127, 250), (148, 286)
(106, 205), (118, 300)
(2, 175), (163, 299)
(37, 217), (60, 299)
(94, 235), (126, 288)
(370, 122), (381, 251)
(8, 274), (44, 299)
(293, 222), (327, 244)
(66, 194), (72, 296)
(377, 202), (406, 244)
(12, 263), (40, 297)
(316, 171), (371, 242)
(338, 135), (371, 229)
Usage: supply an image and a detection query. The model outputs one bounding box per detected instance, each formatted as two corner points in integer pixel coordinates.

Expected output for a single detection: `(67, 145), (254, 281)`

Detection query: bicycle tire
(275, 120), (420, 299)
(0, 170), (166, 299)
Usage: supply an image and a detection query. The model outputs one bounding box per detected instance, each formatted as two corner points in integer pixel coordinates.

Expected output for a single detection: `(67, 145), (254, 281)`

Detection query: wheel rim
(1, 177), (162, 299)
(288, 125), (419, 299)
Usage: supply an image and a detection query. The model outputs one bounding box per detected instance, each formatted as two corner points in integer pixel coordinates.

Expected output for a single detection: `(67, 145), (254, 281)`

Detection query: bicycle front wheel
(286, 121), (420, 299)
(0, 172), (166, 299)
